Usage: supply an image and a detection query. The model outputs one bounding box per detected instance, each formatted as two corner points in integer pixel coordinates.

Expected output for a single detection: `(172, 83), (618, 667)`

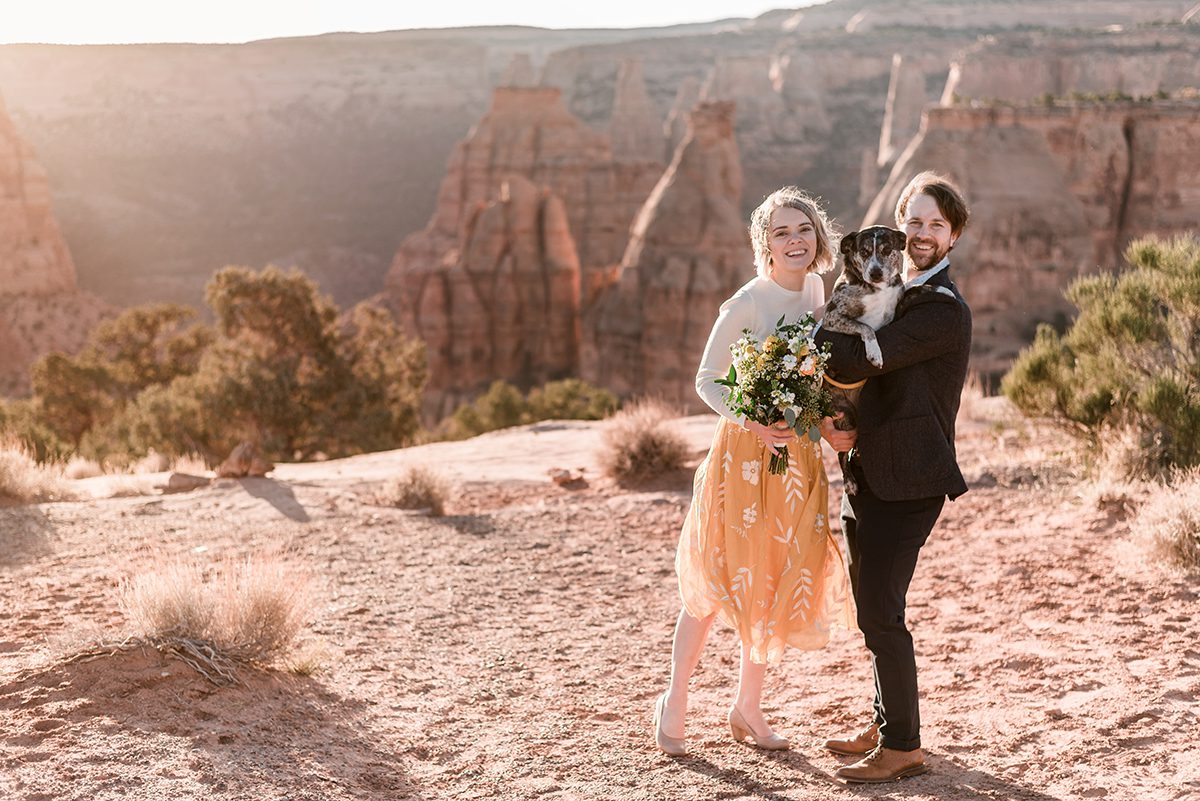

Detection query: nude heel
(653, 693), (688, 757)
(728, 706), (790, 750)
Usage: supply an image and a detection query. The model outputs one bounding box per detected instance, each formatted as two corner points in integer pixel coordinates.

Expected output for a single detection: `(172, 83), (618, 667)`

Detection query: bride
(654, 187), (857, 756)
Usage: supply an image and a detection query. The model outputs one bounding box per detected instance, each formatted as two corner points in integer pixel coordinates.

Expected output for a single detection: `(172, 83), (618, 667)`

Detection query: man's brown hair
(894, 171), (970, 237)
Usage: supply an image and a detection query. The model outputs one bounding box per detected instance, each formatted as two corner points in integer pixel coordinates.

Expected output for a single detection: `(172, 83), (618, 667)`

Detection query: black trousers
(840, 462), (944, 752)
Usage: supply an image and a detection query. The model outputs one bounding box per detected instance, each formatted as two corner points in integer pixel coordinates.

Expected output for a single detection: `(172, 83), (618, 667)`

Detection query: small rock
(158, 472), (211, 493)
(548, 467), (587, 489)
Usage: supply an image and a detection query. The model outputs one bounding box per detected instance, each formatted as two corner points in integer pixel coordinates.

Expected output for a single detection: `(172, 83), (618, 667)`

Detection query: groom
(815, 171), (972, 783)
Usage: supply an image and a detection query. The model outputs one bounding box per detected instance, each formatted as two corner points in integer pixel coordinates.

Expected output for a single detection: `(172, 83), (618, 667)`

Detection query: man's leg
(847, 466), (944, 752)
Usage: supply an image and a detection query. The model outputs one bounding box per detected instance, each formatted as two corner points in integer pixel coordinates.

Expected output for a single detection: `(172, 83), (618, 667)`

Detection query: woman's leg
(733, 639), (777, 735)
(661, 607), (715, 737)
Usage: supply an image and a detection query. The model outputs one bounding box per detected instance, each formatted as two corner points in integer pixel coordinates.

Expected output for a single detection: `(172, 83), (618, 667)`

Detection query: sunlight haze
(0, 1), (823, 44)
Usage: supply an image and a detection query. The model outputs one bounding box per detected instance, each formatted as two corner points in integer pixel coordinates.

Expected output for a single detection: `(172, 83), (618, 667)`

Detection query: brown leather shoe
(823, 722), (879, 755)
(835, 746), (928, 783)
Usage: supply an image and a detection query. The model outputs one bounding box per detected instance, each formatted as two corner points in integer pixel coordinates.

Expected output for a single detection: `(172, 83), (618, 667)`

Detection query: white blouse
(694, 273), (826, 427)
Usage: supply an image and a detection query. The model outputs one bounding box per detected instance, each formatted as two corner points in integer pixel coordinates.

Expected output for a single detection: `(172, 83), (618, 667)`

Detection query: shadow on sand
(0, 505), (54, 568)
(237, 477), (311, 522)
(0, 647), (427, 799)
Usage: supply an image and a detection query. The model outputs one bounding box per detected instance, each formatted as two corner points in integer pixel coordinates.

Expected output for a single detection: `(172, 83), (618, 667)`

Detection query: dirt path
(0, 410), (1197, 800)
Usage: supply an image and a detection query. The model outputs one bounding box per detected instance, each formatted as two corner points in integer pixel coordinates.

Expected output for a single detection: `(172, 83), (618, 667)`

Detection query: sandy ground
(0, 403), (1198, 801)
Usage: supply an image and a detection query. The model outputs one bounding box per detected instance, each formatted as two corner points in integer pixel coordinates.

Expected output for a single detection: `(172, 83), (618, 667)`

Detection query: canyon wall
(866, 102), (1200, 376)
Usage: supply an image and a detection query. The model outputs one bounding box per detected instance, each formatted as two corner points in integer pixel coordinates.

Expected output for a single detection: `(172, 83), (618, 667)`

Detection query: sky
(0, 1), (824, 45)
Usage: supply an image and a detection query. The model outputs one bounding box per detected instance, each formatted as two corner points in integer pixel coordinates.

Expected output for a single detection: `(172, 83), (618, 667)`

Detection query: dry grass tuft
(598, 398), (689, 484)
(170, 453), (210, 475)
(131, 450), (172, 474)
(378, 466), (451, 516)
(120, 554), (314, 677)
(957, 371), (986, 423)
(0, 438), (70, 504)
(64, 457), (105, 480)
(1137, 468), (1200, 572)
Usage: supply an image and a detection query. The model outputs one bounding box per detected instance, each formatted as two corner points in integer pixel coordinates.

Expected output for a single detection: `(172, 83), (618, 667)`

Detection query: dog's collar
(904, 256), (949, 289)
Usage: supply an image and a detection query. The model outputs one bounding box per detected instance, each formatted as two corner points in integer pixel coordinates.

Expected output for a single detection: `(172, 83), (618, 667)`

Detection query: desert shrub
(447, 378), (619, 439)
(23, 267), (426, 465)
(121, 555), (312, 664)
(378, 466), (450, 516)
(1002, 235), (1200, 477)
(1137, 469), (1200, 571)
(0, 438), (69, 504)
(527, 378), (619, 421)
(598, 398), (689, 483)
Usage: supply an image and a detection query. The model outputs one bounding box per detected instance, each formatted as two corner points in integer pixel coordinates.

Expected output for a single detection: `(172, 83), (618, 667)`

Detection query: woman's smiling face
(766, 206), (818, 279)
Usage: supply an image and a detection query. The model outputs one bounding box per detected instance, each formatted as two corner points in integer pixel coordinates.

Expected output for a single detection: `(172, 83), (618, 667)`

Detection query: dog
(821, 225), (907, 494)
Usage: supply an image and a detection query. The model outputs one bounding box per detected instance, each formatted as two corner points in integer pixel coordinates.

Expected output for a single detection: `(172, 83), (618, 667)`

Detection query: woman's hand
(820, 414), (857, 453)
(745, 420), (796, 454)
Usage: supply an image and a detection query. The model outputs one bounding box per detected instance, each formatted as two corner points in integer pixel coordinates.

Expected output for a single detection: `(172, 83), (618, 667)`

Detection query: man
(815, 171), (972, 783)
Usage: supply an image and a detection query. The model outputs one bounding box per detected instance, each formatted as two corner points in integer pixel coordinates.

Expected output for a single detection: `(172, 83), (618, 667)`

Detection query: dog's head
(839, 226), (907, 287)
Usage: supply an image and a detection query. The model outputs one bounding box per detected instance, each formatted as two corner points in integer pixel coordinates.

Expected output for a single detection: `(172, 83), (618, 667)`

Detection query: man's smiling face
(902, 192), (957, 271)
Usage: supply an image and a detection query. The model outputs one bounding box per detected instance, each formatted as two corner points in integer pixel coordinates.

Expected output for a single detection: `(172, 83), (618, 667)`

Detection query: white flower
(782, 354), (798, 370)
(800, 355), (816, 373)
(741, 460), (760, 485)
(743, 505), (758, 526)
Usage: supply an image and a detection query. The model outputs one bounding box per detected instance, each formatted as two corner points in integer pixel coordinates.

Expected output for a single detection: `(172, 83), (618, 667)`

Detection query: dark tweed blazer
(815, 267), (972, 502)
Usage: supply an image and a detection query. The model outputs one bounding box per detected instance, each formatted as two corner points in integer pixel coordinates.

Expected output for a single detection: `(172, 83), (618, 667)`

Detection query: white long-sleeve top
(694, 273), (826, 426)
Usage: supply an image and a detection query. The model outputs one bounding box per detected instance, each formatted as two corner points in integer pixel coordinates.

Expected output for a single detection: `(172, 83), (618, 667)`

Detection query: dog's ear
(839, 231), (858, 257)
(888, 229), (907, 251)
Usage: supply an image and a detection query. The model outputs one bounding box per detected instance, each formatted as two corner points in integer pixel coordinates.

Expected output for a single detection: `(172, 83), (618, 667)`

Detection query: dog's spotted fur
(822, 225), (907, 495)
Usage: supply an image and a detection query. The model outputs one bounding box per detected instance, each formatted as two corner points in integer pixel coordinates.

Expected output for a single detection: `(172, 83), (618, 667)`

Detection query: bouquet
(715, 313), (833, 475)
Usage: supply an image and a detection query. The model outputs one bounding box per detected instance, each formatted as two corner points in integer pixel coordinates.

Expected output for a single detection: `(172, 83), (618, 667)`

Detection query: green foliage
(10, 267), (427, 464)
(1002, 235), (1200, 475)
(446, 378), (620, 439)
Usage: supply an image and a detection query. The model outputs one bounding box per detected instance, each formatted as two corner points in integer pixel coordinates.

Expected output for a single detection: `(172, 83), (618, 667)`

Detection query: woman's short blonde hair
(749, 187), (838, 278)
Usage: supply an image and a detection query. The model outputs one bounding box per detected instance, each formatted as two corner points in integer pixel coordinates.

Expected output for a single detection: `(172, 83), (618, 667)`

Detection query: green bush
(1001, 235), (1200, 476)
(11, 267), (426, 464)
(445, 378), (619, 439)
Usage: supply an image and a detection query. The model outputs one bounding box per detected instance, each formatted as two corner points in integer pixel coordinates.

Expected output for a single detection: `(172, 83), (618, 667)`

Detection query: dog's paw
(865, 339), (884, 368)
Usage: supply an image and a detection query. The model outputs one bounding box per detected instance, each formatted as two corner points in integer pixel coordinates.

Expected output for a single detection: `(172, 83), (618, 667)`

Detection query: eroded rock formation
(582, 101), (749, 407)
(866, 102), (1200, 376)
(0, 92), (108, 395)
(386, 86), (662, 415)
(608, 59), (664, 164)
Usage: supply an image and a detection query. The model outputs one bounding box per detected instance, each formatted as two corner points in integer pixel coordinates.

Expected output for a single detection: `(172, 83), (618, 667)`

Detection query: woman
(654, 187), (856, 756)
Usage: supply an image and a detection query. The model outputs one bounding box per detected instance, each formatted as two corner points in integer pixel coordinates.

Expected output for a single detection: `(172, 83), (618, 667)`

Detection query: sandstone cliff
(944, 25), (1200, 105)
(390, 175), (581, 416)
(582, 101), (748, 407)
(0, 92), (109, 395)
(386, 86), (663, 415)
(865, 102), (1200, 376)
(0, 92), (76, 296)
(778, 0), (1197, 34)
(608, 59), (664, 164)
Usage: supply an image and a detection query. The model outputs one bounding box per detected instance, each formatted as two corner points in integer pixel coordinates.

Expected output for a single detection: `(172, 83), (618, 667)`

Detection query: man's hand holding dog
(820, 414), (857, 453)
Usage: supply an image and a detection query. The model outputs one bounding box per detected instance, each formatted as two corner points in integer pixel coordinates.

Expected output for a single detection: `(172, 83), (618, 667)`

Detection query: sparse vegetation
(1002, 235), (1200, 478)
(119, 555), (313, 680)
(7, 267), (427, 466)
(1137, 468), (1200, 571)
(378, 466), (451, 516)
(445, 378), (619, 439)
(0, 438), (69, 504)
(598, 398), (689, 484)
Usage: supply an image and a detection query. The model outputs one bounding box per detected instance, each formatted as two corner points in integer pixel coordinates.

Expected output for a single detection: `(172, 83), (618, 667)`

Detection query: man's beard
(906, 239), (951, 271)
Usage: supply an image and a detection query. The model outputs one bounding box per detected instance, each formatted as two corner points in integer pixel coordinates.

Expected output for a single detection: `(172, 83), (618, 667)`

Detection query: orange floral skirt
(676, 417), (856, 664)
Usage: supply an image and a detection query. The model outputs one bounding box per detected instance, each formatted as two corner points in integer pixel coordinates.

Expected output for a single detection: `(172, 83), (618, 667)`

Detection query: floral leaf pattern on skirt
(676, 417), (856, 664)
